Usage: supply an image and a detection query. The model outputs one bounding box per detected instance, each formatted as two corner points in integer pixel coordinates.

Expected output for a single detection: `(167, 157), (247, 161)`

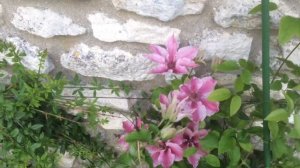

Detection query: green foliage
(0, 39), (117, 167)
(249, 2), (278, 14)
(278, 16), (300, 45)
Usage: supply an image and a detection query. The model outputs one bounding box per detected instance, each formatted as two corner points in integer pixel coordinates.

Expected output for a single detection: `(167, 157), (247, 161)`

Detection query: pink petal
(190, 77), (203, 92)
(149, 44), (168, 56)
(150, 65), (169, 74)
(145, 53), (165, 63)
(171, 135), (184, 144)
(136, 118), (143, 129)
(122, 121), (135, 133)
(118, 135), (129, 151)
(191, 105), (207, 122)
(166, 35), (179, 62)
(158, 149), (175, 168)
(177, 46), (198, 59)
(187, 122), (198, 131)
(178, 85), (191, 100)
(146, 146), (161, 155)
(198, 129), (208, 139)
(166, 142), (183, 161)
(152, 152), (161, 167)
(159, 94), (169, 105)
(177, 58), (198, 68)
(201, 99), (219, 116)
(174, 64), (188, 74)
(187, 149), (207, 168)
(198, 77), (217, 96)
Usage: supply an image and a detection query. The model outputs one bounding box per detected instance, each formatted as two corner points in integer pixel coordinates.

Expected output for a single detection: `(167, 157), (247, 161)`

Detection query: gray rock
(0, 70), (11, 85)
(61, 43), (155, 81)
(282, 39), (300, 66)
(214, 0), (299, 29)
(88, 12), (180, 44)
(190, 29), (253, 60)
(0, 4), (3, 25)
(62, 86), (130, 111)
(112, 0), (206, 21)
(11, 7), (86, 38)
(0, 36), (54, 73)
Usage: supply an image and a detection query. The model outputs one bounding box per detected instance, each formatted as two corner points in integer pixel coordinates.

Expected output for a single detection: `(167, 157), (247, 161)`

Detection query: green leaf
(214, 60), (240, 72)
(285, 94), (294, 114)
(208, 88), (232, 102)
(292, 84), (300, 91)
(249, 2), (278, 14)
(218, 129), (236, 154)
(294, 114), (300, 136)
(184, 147), (197, 158)
(234, 77), (244, 93)
(271, 138), (288, 159)
(200, 131), (220, 150)
(239, 142), (253, 152)
(11, 128), (19, 137)
(31, 124), (43, 130)
(125, 130), (151, 143)
(205, 154), (220, 167)
(265, 109), (289, 122)
(31, 143), (41, 152)
(268, 121), (279, 138)
(278, 16), (300, 45)
(240, 70), (252, 84)
(270, 80), (282, 91)
(228, 146), (241, 166)
(230, 95), (242, 116)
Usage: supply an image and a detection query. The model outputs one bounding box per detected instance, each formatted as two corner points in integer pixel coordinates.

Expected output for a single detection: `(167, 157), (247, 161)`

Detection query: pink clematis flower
(159, 91), (190, 122)
(178, 76), (219, 122)
(146, 139), (183, 168)
(118, 118), (143, 151)
(173, 122), (208, 168)
(145, 35), (199, 74)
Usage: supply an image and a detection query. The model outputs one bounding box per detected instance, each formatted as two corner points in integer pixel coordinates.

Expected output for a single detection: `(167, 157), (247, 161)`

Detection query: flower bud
(161, 127), (177, 140)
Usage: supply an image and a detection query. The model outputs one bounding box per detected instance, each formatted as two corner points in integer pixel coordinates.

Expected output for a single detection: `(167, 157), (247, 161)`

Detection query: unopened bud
(161, 127), (177, 140)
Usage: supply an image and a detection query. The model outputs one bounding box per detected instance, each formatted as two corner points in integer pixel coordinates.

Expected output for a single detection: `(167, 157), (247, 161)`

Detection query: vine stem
(271, 42), (300, 83)
(33, 109), (81, 124)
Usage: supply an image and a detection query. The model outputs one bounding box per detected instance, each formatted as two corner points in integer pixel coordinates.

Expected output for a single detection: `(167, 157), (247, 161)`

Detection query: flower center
(167, 62), (176, 69)
(189, 93), (199, 102)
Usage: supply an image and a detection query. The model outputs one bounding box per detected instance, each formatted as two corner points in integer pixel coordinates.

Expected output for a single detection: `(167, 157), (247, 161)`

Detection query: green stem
(271, 42), (300, 83)
(261, 0), (271, 167)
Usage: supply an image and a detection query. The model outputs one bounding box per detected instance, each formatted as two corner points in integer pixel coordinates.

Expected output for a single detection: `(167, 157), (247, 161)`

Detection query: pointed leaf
(278, 16), (300, 45)
(208, 88), (232, 102)
(230, 95), (242, 116)
(265, 109), (289, 122)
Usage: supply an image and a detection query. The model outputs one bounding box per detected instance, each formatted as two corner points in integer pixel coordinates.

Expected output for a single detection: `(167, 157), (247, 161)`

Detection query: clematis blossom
(173, 122), (208, 168)
(145, 35), (199, 74)
(159, 91), (190, 122)
(178, 76), (219, 122)
(118, 118), (143, 151)
(146, 139), (183, 168)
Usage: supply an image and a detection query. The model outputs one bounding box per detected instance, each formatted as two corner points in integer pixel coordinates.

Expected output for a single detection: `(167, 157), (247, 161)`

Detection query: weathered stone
(11, 7), (86, 38)
(61, 43), (155, 81)
(112, 0), (206, 21)
(58, 152), (75, 168)
(88, 12), (180, 44)
(0, 4), (3, 25)
(190, 29), (253, 60)
(282, 39), (300, 66)
(214, 0), (299, 29)
(62, 86), (129, 111)
(0, 36), (54, 73)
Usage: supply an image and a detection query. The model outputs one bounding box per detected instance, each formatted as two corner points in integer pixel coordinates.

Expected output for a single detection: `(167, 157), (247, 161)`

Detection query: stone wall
(0, 0), (300, 167)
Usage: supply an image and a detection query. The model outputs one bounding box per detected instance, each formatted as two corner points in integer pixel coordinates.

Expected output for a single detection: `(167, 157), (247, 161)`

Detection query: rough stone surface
(0, 36), (55, 73)
(11, 7), (86, 38)
(282, 39), (300, 66)
(0, 4), (3, 25)
(214, 0), (299, 29)
(112, 0), (206, 21)
(62, 87), (129, 111)
(190, 29), (253, 60)
(61, 43), (155, 81)
(58, 152), (75, 168)
(88, 12), (181, 44)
